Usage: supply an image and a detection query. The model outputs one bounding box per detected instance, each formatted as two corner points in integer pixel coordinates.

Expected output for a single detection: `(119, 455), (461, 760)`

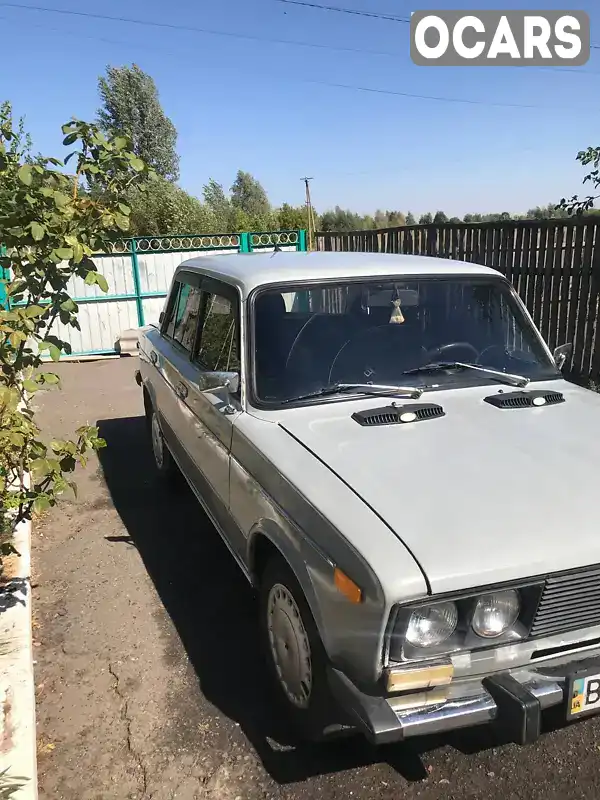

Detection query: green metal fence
(1, 229), (307, 356)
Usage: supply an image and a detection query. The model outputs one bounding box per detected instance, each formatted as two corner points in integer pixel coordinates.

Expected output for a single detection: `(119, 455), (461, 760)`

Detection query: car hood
(277, 380), (600, 595)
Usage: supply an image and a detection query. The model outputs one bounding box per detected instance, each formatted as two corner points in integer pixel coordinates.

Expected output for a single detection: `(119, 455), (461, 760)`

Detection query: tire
(259, 555), (336, 741)
(149, 408), (179, 484)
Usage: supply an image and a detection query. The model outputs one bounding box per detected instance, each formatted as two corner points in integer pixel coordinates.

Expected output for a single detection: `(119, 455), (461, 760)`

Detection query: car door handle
(150, 351), (158, 365)
(175, 382), (188, 400)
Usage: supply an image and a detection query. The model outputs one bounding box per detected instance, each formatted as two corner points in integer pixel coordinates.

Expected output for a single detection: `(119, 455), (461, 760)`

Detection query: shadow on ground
(95, 415), (568, 785)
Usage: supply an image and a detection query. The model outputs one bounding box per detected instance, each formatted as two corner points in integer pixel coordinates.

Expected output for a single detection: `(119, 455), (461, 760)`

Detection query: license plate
(567, 670), (600, 720)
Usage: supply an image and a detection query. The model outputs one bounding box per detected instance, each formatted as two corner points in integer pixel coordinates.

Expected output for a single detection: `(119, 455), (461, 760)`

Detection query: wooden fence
(316, 219), (600, 385)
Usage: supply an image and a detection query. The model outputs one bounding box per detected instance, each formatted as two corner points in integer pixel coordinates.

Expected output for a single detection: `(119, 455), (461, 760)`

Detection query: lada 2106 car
(136, 250), (600, 746)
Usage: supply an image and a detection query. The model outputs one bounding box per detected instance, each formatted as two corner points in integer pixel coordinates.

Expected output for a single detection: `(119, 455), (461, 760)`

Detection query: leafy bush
(0, 102), (149, 542)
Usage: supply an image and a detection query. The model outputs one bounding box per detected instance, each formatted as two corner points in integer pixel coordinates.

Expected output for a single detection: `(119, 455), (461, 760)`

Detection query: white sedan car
(136, 250), (600, 746)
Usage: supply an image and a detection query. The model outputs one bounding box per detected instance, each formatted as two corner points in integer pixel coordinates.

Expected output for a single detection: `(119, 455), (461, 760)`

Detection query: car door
(150, 270), (204, 449)
(169, 277), (246, 560)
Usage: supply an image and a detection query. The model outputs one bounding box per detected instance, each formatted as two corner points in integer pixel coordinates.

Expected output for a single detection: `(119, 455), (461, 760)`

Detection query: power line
(275, 1), (600, 50)
(0, 1), (402, 58)
(1, 3), (597, 102)
(274, 0), (409, 23)
(0, 13), (572, 111)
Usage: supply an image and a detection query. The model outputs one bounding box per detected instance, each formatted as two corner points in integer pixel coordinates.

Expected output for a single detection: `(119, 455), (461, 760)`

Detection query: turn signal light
(386, 662), (454, 693)
(334, 568), (362, 604)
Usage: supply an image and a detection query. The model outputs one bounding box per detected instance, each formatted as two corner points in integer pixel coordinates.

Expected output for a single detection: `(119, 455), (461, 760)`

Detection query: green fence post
(130, 238), (145, 327)
(239, 232), (250, 253)
(0, 245), (8, 309)
(298, 229), (307, 252)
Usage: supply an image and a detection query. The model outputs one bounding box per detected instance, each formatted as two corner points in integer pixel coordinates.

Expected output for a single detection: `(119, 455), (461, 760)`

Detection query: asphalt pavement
(34, 357), (600, 800)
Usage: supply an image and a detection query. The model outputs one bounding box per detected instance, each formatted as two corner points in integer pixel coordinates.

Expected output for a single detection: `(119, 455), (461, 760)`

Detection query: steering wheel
(424, 341), (479, 363)
(328, 325), (427, 384)
(285, 313), (326, 371)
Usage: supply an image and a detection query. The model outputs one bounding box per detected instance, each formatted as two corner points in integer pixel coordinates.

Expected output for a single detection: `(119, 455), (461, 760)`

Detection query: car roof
(176, 250), (502, 299)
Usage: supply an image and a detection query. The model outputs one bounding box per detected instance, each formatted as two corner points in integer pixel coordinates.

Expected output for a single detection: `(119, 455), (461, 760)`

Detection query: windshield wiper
(281, 382), (423, 404)
(403, 361), (530, 388)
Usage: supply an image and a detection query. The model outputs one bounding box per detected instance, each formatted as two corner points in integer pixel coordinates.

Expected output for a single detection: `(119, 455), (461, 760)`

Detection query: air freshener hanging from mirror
(390, 298), (405, 324)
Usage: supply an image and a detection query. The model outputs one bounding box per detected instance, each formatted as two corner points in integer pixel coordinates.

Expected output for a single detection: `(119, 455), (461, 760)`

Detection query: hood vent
(352, 403), (445, 427)
(484, 389), (565, 409)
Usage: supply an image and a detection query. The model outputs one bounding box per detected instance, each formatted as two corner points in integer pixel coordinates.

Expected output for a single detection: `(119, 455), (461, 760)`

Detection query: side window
(163, 279), (203, 353)
(173, 284), (203, 352)
(195, 290), (240, 373)
(164, 281), (182, 339)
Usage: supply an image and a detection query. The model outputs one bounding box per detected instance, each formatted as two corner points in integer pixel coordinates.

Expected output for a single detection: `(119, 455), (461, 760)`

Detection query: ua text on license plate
(568, 671), (600, 720)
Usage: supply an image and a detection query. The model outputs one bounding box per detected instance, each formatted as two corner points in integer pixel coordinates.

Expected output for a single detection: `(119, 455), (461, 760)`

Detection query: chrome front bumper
(327, 657), (597, 746)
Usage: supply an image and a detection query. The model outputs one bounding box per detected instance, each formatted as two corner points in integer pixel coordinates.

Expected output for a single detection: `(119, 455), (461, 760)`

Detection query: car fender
(246, 517), (333, 652)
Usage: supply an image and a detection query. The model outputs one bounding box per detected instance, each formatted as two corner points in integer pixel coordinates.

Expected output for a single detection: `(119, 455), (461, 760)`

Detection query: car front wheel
(259, 556), (336, 741)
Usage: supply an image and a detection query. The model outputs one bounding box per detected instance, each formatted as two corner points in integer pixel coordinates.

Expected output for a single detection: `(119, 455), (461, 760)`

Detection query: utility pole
(302, 176), (316, 251)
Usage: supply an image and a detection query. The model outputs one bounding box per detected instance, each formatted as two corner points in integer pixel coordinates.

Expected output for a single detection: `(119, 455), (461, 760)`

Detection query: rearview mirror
(553, 343), (572, 372)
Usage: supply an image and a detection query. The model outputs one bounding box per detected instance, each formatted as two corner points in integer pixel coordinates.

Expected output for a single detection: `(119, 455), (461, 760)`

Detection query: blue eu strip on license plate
(567, 672), (600, 720)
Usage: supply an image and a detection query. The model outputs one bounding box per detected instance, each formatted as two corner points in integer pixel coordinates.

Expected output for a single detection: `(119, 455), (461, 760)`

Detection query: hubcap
(151, 413), (164, 469)
(267, 583), (312, 709)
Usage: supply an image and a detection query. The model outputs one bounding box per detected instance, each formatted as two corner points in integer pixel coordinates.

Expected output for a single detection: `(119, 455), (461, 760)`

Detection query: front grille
(530, 565), (600, 638)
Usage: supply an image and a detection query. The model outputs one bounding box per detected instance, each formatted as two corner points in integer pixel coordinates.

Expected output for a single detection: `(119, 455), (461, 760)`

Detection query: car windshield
(251, 276), (560, 404)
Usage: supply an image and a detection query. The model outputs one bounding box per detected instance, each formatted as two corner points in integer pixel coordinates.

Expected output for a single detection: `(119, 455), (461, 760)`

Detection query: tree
(203, 178), (231, 231)
(387, 210), (406, 227)
(97, 64), (179, 181)
(525, 203), (569, 220)
(433, 211), (448, 223)
(449, 217), (461, 223)
(0, 108), (150, 542)
(230, 170), (270, 220)
(277, 203), (308, 230)
(319, 206), (366, 232)
(406, 211), (416, 225)
(419, 212), (433, 225)
(558, 145), (600, 215)
(463, 213), (483, 223)
(126, 175), (217, 236)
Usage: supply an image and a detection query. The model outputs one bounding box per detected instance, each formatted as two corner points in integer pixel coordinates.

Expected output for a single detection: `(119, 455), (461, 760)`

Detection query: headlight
(405, 602), (458, 647)
(471, 589), (520, 638)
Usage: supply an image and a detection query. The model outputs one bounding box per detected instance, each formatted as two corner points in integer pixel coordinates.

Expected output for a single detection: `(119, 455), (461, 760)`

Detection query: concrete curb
(0, 509), (37, 799)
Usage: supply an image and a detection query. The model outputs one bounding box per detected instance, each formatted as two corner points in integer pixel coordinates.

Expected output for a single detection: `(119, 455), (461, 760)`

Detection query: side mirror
(204, 371), (239, 395)
(553, 343), (573, 372)
(223, 373), (240, 395)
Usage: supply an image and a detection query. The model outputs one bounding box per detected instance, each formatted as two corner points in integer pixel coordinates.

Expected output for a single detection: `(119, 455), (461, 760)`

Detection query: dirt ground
(34, 357), (600, 800)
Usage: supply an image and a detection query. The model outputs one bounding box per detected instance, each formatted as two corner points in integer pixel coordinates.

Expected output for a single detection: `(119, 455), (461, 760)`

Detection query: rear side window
(163, 279), (203, 353)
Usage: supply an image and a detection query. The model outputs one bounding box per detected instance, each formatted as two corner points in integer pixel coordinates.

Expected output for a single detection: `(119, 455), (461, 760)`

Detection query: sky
(0, 0), (598, 218)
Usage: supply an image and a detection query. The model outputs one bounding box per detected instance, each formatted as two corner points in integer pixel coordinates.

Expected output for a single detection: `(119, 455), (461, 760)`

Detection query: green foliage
(374, 209), (406, 228)
(557, 146), (600, 216)
(419, 212), (433, 225)
(319, 206), (374, 232)
(126, 174), (217, 236)
(203, 178), (232, 231)
(230, 170), (271, 220)
(276, 203), (308, 231)
(0, 103), (150, 539)
(97, 64), (179, 181)
(0, 769), (27, 799)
